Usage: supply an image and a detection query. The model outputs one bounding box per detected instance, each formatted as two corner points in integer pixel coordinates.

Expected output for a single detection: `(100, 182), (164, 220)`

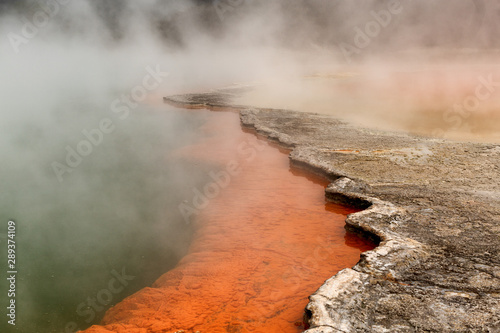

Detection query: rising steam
(0, 0), (499, 332)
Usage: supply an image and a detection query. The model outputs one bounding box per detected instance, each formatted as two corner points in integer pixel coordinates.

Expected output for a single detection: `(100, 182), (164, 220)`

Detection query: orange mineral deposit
(83, 109), (375, 333)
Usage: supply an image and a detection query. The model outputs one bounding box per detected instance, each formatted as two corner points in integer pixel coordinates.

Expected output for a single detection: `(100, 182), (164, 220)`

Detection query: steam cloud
(0, 0), (499, 332)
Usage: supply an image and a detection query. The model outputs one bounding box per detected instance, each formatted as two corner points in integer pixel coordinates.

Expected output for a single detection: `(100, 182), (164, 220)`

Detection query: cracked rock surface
(164, 88), (500, 333)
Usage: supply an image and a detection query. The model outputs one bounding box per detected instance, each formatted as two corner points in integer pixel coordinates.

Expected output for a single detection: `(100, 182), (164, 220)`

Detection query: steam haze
(0, 0), (499, 332)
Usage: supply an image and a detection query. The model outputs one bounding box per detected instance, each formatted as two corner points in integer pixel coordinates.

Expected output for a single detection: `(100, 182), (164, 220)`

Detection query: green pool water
(0, 103), (214, 333)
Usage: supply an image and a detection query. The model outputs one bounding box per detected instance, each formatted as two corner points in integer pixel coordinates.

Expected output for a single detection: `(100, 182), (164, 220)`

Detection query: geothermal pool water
(0, 105), (215, 333)
(84, 109), (375, 333)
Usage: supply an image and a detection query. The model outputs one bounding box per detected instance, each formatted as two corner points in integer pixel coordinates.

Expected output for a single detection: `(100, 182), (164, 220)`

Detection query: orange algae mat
(83, 110), (375, 333)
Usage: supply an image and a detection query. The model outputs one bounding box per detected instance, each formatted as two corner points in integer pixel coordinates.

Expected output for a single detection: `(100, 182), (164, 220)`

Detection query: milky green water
(0, 104), (215, 333)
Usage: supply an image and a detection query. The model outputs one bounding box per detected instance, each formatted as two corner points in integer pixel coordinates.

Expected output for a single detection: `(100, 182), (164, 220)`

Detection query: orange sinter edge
(82, 109), (375, 333)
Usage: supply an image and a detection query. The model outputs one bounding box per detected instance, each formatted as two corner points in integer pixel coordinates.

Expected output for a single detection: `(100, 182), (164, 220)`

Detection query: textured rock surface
(163, 88), (500, 333)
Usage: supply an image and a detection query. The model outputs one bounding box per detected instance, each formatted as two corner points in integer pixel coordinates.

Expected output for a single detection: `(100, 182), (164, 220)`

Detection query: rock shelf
(163, 88), (500, 333)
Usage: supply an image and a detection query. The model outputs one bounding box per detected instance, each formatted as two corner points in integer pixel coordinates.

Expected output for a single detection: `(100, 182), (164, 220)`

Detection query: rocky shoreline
(164, 87), (500, 333)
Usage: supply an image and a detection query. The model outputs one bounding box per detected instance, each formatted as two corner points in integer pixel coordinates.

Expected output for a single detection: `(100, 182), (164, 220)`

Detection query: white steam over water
(0, 0), (499, 332)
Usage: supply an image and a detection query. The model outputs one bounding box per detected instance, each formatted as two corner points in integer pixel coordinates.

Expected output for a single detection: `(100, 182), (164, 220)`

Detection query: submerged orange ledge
(82, 109), (374, 333)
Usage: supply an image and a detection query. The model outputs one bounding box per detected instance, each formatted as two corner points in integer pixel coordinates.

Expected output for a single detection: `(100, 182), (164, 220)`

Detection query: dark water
(0, 103), (216, 333)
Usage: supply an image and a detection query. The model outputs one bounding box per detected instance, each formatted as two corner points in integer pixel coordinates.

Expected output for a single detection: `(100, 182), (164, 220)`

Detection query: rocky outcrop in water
(164, 89), (500, 333)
